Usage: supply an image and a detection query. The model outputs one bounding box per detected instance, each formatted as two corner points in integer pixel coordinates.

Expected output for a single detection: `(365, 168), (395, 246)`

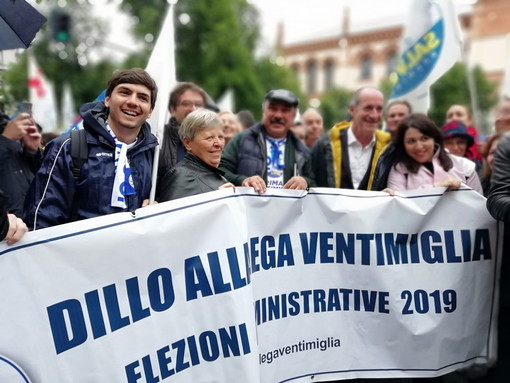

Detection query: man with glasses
(158, 82), (208, 175)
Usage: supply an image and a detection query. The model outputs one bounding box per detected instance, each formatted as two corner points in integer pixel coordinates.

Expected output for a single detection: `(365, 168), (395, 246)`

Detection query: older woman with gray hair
(157, 109), (233, 201)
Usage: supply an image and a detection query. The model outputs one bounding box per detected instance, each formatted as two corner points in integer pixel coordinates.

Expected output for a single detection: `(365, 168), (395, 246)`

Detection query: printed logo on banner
(391, 8), (444, 98)
(0, 355), (32, 383)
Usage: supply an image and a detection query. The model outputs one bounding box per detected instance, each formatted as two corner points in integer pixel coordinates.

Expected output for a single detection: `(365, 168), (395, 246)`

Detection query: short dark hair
(393, 113), (452, 173)
(168, 82), (207, 110)
(106, 68), (158, 109)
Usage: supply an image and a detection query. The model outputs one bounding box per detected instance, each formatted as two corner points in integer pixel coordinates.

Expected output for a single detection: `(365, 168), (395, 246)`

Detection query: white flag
(144, 4), (177, 202)
(217, 88), (235, 112)
(61, 83), (76, 130)
(390, 0), (463, 113)
(28, 55), (58, 132)
(145, 4), (177, 138)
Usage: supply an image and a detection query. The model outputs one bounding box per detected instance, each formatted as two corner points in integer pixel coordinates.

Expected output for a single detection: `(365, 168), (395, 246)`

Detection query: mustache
(270, 118), (286, 124)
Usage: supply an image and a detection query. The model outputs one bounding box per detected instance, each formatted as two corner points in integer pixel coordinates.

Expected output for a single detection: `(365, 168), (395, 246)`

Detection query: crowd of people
(1, 67), (509, 381)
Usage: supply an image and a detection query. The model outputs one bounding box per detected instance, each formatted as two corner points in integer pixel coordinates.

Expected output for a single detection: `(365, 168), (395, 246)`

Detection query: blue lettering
(208, 251), (232, 294)
(199, 331), (220, 362)
(421, 231), (444, 263)
(47, 299), (87, 354)
(185, 256), (213, 301)
(126, 277), (151, 322)
(156, 346), (174, 379)
(319, 232), (334, 263)
(103, 284), (130, 332)
(148, 268), (175, 311)
(300, 232), (318, 264)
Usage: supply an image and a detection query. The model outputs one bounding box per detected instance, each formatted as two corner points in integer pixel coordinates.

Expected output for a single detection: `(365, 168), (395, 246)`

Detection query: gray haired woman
(157, 109), (233, 201)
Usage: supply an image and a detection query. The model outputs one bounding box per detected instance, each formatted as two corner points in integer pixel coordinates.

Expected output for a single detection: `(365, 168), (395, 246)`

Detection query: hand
(242, 175), (266, 194)
(141, 199), (158, 207)
(382, 188), (396, 196)
(218, 183), (234, 190)
(21, 130), (42, 152)
(283, 176), (308, 190)
(435, 177), (461, 191)
(4, 214), (28, 245)
(1, 114), (35, 141)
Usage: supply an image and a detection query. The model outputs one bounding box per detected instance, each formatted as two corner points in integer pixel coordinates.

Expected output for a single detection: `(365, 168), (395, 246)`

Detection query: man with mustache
(311, 86), (391, 190)
(220, 89), (314, 193)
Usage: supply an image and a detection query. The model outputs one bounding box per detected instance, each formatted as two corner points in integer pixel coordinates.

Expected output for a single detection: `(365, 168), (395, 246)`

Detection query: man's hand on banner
(242, 175), (267, 194)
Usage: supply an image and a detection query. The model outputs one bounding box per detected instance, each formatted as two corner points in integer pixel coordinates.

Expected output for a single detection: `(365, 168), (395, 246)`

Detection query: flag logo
(392, 20), (443, 98)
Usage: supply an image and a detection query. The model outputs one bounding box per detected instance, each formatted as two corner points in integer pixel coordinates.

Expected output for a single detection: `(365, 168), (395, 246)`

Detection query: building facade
(279, 0), (510, 102)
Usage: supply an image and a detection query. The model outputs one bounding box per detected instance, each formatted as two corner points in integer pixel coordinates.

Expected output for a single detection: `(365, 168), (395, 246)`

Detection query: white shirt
(347, 127), (375, 189)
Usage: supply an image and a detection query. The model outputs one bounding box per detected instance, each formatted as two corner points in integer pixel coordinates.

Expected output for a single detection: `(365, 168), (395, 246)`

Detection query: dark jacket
(0, 190), (8, 241)
(0, 115), (42, 216)
(23, 101), (158, 230)
(486, 132), (510, 381)
(311, 121), (391, 189)
(370, 141), (397, 191)
(158, 116), (185, 175)
(219, 123), (314, 187)
(487, 132), (510, 223)
(158, 152), (229, 201)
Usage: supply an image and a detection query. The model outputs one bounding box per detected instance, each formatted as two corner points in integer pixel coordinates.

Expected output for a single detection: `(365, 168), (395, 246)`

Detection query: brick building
(278, 0), (510, 103)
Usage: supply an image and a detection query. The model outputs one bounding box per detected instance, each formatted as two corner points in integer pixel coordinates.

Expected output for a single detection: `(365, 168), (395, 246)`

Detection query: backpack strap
(70, 129), (88, 181)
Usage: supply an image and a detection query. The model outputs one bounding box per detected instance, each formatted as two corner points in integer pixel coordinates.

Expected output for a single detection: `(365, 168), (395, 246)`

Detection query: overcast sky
(249, 0), (475, 52)
(87, 0), (475, 61)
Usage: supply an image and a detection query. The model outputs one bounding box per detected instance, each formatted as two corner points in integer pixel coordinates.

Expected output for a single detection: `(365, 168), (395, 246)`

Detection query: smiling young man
(24, 68), (158, 230)
(312, 86), (391, 190)
(219, 89), (314, 193)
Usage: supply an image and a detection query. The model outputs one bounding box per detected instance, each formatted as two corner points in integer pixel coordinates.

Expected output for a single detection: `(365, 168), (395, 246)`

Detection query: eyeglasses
(177, 101), (204, 108)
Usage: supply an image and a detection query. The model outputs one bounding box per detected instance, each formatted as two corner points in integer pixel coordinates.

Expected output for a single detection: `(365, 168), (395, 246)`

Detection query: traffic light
(51, 10), (71, 43)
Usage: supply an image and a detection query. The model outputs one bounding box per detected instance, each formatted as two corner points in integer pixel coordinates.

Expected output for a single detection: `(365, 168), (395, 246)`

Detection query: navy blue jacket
(23, 101), (158, 230)
(219, 123), (314, 187)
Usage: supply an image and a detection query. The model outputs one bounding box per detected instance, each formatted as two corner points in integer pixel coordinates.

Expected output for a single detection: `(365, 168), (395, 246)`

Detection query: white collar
(347, 126), (375, 147)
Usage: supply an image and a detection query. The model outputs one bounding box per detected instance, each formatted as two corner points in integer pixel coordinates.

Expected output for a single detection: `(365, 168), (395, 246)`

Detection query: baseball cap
(264, 89), (299, 107)
(441, 120), (474, 147)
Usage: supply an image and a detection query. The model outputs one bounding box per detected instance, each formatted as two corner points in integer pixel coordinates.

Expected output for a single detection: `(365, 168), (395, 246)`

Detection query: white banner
(0, 187), (501, 382)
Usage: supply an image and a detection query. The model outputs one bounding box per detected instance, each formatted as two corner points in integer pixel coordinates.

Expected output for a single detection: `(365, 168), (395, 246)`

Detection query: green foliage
(173, 0), (262, 111)
(379, 78), (395, 101)
(1, 0), (113, 120)
(429, 63), (498, 132)
(119, 0), (299, 115)
(252, 57), (304, 120)
(318, 88), (353, 130)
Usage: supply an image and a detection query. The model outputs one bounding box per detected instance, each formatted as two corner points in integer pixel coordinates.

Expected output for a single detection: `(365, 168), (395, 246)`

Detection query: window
(306, 60), (317, 93)
(360, 55), (372, 80)
(386, 52), (398, 76)
(324, 59), (335, 91)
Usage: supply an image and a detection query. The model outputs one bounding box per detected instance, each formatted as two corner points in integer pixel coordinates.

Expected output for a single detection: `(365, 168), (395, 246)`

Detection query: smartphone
(20, 101), (32, 116)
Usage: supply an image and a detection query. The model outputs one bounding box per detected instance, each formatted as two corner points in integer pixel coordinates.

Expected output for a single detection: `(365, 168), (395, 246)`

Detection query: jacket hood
(79, 100), (157, 151)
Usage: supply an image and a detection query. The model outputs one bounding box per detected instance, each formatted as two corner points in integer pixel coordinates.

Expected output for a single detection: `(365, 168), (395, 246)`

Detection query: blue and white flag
(390, 0), (463, 113)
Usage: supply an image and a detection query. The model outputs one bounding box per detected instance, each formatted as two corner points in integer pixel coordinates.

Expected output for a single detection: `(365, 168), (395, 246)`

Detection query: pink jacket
(387, 150), (483, 194)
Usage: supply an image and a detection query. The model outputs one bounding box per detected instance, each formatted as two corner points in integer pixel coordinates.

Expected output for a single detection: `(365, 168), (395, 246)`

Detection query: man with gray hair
(311, 86), (390, 189)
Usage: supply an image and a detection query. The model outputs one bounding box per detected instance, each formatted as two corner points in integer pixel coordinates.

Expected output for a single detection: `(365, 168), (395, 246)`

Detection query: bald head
(495, 99), (510, 133)
(349, 87), (384, 138)
(302, 108), (324, 147)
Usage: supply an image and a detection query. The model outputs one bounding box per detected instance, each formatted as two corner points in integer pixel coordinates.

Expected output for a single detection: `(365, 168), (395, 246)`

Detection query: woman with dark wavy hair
(386, 113), (482, 194)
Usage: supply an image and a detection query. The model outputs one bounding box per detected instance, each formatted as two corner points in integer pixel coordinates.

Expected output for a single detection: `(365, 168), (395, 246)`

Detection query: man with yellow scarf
(311, 87), (390, 190)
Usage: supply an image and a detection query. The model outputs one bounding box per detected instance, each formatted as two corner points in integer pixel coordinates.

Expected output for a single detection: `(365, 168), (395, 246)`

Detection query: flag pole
(145, 3), (177, 203)
(462, 41), (483, 134)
